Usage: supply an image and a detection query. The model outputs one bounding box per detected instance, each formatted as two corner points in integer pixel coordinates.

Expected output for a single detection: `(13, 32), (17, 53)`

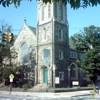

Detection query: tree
(71, 25), (100, 91)
(3, 67), (15, 85)
(0, 20), (14, 65)
(0, 0), (100, 9)
(0, 20), (16, 84)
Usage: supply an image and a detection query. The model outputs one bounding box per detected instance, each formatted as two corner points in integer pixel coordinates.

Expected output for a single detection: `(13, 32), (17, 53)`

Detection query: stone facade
(12, 0), (89, 88)
(36, 1), (69, 87)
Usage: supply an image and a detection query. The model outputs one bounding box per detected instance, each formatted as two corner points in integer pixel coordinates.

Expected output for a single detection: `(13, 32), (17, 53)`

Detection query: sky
(0, 0), (100, 37)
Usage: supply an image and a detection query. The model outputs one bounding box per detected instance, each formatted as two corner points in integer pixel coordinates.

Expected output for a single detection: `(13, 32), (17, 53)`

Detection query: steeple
(37, 1), (67, 25)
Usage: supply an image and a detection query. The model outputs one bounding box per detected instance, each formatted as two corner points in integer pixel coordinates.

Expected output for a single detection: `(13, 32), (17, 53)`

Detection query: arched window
(61, 5), (63, 20)
(59, 72), (64, 80)
(79, 53), (83, 59)
(58, 28), (63, 41)
(41, 6), (44, 21)
(59, 29), (61, 39)
(48, 3), (51, 18)
(20, 42), (29, 65)
(42, 28), (46, 41)
(54, 2), (57, 18)
(70, 51), (72, 58)
(70, 51), (74, 58)
(70, 64), (77, 78)
(74, 52), (77, 59)
(43, 49), (50, 65)
(59, 50), (63, 60)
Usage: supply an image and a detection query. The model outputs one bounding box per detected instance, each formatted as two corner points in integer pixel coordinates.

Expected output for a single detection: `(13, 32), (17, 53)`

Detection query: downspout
(52, 3), (55, 88)
(52, 18), (54, 87)
(36, 22), (39, 84)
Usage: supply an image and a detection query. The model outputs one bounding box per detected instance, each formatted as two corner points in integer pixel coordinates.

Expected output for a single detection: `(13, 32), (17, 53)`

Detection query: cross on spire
(24, 17), (27, 24)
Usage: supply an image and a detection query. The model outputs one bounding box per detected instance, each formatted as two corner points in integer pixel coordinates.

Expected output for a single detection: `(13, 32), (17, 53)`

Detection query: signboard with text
(10, 78), (13, 82)
(55, 77), (60, 84)
(9, 74), (14, 83)
(72, 81), (79, 86)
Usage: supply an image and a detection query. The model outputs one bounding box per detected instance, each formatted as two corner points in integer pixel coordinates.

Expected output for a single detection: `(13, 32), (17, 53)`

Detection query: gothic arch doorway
(70, 62), (78, 79)
(43, 67), (48, 83)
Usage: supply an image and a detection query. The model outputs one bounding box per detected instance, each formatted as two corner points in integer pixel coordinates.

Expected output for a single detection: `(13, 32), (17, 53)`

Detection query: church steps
(29, 83), (48, 92)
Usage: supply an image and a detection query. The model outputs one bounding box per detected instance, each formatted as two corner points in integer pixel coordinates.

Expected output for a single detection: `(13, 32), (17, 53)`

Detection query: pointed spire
(24, 17), (27, 24)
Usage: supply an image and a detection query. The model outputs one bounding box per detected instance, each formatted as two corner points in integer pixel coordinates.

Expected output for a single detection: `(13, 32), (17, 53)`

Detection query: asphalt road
(0, 94), (100, 100)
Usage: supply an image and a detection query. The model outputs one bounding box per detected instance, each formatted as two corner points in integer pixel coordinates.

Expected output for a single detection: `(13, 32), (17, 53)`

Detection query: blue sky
(0, 0), (100, 37)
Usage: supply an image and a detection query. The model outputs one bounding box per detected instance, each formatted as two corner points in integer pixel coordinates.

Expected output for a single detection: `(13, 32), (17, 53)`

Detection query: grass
(47, 86), (93, 91)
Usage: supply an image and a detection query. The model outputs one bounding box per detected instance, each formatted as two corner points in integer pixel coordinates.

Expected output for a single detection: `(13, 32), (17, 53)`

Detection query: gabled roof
(69, 38), (75, 49)
(29, 26), (36, 34)
(13, 35), (17, 41)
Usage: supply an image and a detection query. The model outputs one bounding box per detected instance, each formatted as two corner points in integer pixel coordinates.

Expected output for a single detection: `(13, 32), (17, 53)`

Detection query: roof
(69, 38), (75, 49)
(14, 35), (17, 40)
(29, 26), (36, 34)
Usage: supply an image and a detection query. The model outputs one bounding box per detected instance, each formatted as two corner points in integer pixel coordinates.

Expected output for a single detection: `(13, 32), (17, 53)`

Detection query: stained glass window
(20, 42), (29, 65)
(43, 49), (50, 66)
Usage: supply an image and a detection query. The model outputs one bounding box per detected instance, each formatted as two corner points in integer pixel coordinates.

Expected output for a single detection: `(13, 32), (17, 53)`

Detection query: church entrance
(43, 67), (48, 83)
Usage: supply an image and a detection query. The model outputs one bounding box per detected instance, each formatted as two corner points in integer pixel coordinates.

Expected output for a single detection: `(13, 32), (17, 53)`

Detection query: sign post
(55, 77), (60, 84)
(9, 74), (14, 94)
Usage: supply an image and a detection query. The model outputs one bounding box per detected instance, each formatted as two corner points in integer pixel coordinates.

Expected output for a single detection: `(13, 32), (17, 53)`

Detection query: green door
(43, 67), (48, 83)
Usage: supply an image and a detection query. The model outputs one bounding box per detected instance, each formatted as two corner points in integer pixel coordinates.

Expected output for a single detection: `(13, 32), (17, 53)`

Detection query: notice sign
(72, 81), (79, 86)
(10, 78), (13, 82)
(9, 74), (14, 79)
(55, 77), (60, 84)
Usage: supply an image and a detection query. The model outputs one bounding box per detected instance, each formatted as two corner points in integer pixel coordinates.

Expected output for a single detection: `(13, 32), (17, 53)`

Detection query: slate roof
(13, 35), (17, 40)
(29, 26), (36, 34)
(69, 38), (75, 49)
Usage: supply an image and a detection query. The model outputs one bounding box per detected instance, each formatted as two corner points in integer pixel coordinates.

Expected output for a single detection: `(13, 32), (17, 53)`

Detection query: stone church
(12, 0), (89, 88)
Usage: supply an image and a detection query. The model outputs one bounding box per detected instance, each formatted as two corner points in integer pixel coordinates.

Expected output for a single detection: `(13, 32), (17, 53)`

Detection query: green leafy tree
(0, 0), (100, 9)
(3, 67), (14, 79)
(0, 20), (12, 66)
(71, 25), (100, 91)
(0, 20), (16, 84)
(2, 67), (15, 85)
(0, 20), (13, 65)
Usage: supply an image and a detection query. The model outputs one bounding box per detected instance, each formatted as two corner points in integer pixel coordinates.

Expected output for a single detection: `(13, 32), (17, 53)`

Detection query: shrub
(27, 81), (33, 88)
(0, 82), (5, 87)
(87, 84), (93, 87)
(22, 84), (28, 91)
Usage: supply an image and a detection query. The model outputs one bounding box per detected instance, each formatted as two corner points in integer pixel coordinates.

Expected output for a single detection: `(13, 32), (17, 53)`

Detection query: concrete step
(29, 83), (48, 92)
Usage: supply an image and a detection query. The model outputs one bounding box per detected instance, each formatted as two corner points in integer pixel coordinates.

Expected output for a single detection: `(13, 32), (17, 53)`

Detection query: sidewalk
(0, 90), (92, 98)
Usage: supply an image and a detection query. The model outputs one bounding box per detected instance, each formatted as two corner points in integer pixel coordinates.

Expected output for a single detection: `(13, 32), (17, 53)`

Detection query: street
(0, 94), (100, 100)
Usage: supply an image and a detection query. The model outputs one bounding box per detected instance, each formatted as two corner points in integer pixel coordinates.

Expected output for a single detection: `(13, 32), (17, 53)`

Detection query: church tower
(36, 0), (69, 87)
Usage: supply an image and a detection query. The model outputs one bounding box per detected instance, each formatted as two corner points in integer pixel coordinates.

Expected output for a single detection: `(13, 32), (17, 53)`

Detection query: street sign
(10, 78), (13, 82)
(9, 74), (14, 79)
